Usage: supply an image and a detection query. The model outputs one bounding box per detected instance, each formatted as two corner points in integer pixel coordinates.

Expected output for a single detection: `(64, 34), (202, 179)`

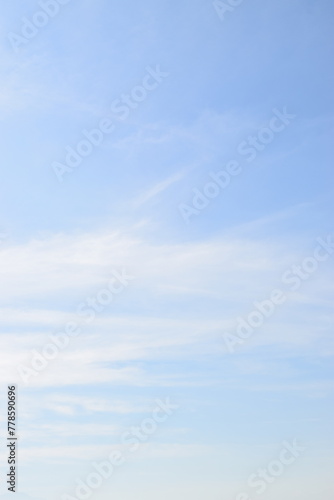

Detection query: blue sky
(0, 1), (333, 499)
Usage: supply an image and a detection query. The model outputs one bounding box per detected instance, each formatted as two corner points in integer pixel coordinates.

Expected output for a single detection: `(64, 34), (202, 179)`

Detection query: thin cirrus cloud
(0, 1), (333, 498)
(0, 226), (332, 394)
(132, 169), (188, 207)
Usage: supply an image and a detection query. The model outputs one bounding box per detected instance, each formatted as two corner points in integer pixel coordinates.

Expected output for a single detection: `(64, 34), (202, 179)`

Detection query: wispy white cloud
(0, 222), (332, 390)
(133, 169), (187, 207)
(17, 442), (213, 464)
